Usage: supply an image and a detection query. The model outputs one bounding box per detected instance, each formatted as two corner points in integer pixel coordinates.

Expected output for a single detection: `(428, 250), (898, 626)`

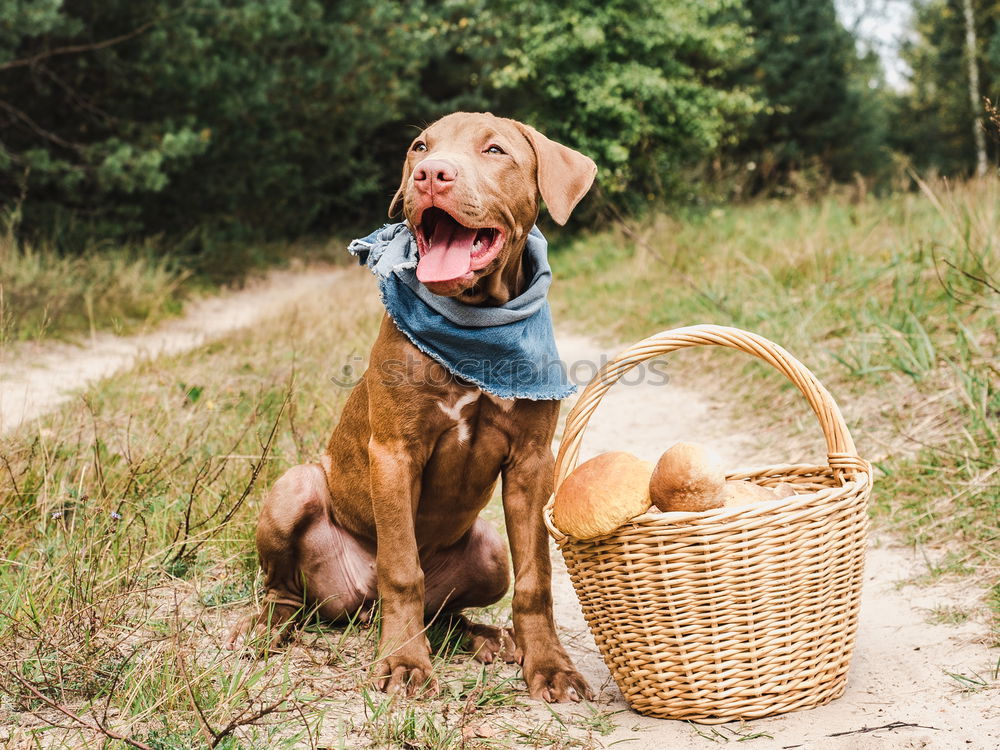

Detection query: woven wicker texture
(544, 325), (872, 723)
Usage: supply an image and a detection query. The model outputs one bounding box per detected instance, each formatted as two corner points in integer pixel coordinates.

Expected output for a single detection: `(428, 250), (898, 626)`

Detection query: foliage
(732, 0), (891, 190)
(488, 0), (759, 208)
(0, 0), (432, 252)
(0, 0), (763, 250)
(4, 0), (992, 259)
(893, 0), (1000, 175)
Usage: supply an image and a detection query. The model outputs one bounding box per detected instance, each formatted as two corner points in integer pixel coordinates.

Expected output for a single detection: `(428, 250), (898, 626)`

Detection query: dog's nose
(413, 159), (458, 193)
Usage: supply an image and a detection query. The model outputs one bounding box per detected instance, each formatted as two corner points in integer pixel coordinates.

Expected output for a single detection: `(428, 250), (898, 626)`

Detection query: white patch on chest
(436, 391), (480, 444)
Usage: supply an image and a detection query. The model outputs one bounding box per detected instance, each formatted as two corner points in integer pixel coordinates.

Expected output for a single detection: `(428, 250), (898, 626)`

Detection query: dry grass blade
(1, 665), (153, 750)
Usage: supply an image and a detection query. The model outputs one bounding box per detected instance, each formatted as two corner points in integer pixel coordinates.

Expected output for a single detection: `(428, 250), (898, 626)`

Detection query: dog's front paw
(374, 646), (439, 698)
(523, 654), (593, 703)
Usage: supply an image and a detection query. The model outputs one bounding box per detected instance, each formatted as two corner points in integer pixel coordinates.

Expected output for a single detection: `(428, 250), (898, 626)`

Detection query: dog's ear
(515, 123), (597, 225)
(388, 161), (410, 218)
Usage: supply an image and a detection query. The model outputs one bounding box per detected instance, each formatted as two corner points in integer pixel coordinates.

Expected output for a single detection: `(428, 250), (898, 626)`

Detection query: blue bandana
(348, 223), (575, 400)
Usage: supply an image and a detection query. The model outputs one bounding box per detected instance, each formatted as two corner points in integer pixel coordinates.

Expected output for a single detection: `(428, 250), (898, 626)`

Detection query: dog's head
(389, 112), (596, 302)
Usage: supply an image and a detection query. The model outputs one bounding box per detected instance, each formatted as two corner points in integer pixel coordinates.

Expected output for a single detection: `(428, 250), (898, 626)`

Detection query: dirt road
(2, 271), (995, 748)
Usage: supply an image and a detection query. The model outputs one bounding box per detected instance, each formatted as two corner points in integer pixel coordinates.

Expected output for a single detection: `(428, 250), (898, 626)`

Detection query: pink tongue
(416, 221), (477, 283)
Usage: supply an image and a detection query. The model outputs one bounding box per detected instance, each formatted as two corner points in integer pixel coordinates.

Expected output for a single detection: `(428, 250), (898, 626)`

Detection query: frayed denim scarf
(348, 223), (575, 400)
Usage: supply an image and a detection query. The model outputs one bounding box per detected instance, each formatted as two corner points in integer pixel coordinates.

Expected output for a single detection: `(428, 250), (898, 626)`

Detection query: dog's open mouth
(414, 207), (504, 285)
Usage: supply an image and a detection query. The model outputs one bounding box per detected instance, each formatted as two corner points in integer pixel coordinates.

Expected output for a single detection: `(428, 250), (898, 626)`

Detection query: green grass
(550, 176), (999, 636)
(0, 215), (349, 342)
(0, 227), (189, 342)
(0, 270), (374, 747)
(926, 605), (972, 625)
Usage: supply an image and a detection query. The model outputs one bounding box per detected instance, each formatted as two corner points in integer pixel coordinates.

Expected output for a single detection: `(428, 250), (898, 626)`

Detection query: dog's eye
(412, 141), (427, 152)
(484, 144), (506, 155)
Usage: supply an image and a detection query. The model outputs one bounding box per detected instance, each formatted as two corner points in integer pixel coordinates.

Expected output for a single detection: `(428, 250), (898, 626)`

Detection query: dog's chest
(432, 390), (515, 448)
(416, 389), (515, 512)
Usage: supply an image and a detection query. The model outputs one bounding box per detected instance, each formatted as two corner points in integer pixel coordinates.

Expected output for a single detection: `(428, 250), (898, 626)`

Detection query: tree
(961, 0), (989, 175)
(893, 0), (999, 176)
(0, 0), (763, 250)
(733, 0), (890, 190)
(0, 1), (434, 251)
(484, 0), (759, 209)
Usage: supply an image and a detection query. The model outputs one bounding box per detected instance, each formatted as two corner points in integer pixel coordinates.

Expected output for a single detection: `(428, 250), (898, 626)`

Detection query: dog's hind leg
(437, 613), (519, 665)
(228, 463), (376, 651)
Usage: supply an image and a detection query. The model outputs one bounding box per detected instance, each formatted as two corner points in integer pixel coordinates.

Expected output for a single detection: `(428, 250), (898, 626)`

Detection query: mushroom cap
(649, 441), (726, 512)
(771, 482), (800, 499)
(552, 452), (653, 539)
(721, 480), (779, 507)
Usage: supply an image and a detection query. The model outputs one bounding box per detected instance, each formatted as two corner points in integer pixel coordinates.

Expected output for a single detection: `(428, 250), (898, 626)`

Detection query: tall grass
(0, 227), (188, 342)
(0, 213), (349, 343)
(551, 177), (999, 632)
(0, 268), (370, 746)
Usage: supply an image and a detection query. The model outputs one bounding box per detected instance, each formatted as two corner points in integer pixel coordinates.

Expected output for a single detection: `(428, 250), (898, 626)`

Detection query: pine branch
(0, 20), (159, 72)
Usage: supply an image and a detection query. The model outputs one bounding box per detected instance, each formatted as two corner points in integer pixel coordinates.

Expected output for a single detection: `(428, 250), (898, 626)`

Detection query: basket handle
(552, 324), (870, 504)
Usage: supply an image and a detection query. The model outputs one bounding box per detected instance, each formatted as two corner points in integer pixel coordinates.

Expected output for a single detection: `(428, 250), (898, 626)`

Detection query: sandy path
(543, 335), (998, 750)
(0, 267), (343, 434)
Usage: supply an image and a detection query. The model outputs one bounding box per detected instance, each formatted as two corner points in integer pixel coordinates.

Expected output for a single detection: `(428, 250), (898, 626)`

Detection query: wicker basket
(543, 324), (873, 723)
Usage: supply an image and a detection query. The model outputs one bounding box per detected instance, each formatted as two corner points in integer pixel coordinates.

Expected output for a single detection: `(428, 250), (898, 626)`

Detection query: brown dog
(230, 112), (596, 702)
